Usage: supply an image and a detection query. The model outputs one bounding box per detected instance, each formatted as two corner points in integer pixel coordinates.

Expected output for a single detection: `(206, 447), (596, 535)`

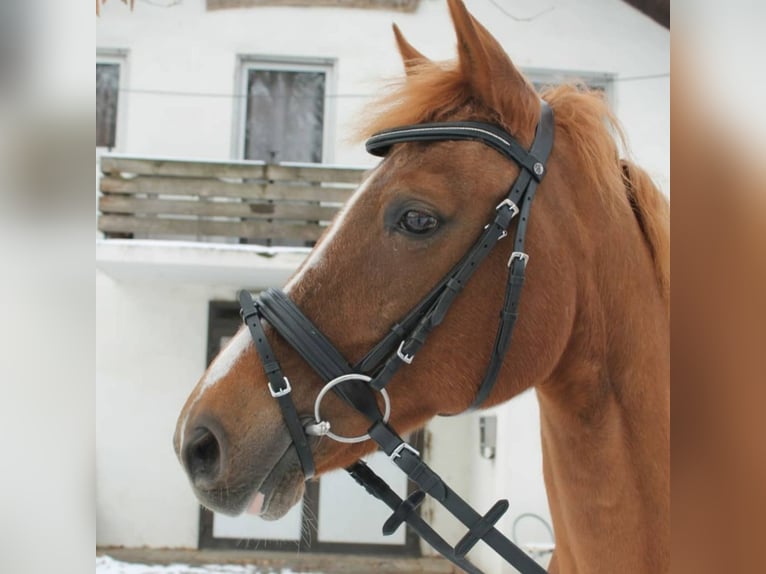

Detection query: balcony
(96, 155), (366, 286)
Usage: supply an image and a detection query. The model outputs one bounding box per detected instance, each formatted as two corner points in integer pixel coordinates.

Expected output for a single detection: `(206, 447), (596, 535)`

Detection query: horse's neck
(537, 221), (670, 573)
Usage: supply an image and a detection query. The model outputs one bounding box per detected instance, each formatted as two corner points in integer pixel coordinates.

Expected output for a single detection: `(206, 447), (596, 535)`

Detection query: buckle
(507, 251), (529, 268)
(390, 442), (420, 461)
(304, 420), (331, 436)
(396, 340), (415, 364)
(268, 376), (292, 398)
(495, 198), (519, 219)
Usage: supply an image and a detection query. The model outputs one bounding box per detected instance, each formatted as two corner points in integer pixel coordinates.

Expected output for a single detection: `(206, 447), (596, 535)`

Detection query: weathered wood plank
(99, 195), (341, 221)
(98, 215), (326, 241)
(100, 156), (367, 184)
(99, 176), (355, 203)
(207, 0), (420, 13)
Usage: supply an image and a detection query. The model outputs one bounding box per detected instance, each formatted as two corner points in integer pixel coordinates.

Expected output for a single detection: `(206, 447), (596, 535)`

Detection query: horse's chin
(256, 473), (305, 520)
(249, 442), (306, 519)
(193, 444), (306, 519)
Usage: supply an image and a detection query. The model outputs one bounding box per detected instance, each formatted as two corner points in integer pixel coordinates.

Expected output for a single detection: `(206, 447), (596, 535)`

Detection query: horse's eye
(399, 209), (439, 235)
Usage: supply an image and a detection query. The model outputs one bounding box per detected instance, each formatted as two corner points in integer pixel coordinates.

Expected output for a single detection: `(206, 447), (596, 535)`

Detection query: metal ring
(313, 373), (391, 444)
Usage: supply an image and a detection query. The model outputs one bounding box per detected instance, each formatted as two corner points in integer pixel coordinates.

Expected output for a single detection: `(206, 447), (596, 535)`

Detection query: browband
(366, 120), (547, 181)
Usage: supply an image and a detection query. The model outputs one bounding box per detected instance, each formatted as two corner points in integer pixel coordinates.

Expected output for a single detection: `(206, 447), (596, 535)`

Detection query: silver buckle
(396, 340), (414, 364)
(268, 376), (292, 398)
(390, 442), (420, 461)
(507, 251), (529, 268)
(304, 420), (331, 436)
(495, 198), (519, 219)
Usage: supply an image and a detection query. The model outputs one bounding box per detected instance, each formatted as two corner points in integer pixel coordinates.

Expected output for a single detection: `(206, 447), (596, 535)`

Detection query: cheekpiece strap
(239, 290), (316, 479)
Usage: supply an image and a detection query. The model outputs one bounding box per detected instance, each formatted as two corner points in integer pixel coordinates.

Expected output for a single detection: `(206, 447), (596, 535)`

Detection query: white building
(96, 1), (668, 572)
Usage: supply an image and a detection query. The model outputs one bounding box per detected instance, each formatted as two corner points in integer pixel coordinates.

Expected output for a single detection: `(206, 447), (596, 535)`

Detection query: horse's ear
(392, 23), (430, 76)
(447, 0), (539, 130)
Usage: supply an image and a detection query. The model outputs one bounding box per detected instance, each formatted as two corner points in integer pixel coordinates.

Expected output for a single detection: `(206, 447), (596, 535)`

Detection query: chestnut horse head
(175, 1), (669, 571)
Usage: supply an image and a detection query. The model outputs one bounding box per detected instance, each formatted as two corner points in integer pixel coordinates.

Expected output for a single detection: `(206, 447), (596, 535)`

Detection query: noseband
(239, 102), (554, 574)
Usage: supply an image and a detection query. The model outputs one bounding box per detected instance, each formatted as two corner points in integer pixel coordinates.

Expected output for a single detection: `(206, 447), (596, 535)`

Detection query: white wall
(96, 271), (229, 547)
(96, 0), (669, 187)
(96, 243), (306, 548)
(96, 0), (668, 567)
(96, 273), (186, 547)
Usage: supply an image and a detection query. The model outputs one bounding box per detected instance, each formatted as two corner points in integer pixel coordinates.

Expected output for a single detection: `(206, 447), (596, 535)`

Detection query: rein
(239, 101), (554, 574)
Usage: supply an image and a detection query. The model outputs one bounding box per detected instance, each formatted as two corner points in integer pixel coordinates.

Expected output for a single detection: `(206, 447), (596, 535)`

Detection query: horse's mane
(540, 85), (670, 309)
(357, 62), (503, 136)
(358, 67), (624, 206)
(358, 63), (670, 308)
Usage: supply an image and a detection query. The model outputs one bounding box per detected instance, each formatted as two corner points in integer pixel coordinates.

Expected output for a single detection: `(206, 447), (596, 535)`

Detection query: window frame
(523, 67), (616, 106)
(96, 48), (129, 152)
(233, 55), (337, 163)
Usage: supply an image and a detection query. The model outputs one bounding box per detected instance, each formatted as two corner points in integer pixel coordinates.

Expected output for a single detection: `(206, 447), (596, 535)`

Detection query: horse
(174, 1), (670, 572)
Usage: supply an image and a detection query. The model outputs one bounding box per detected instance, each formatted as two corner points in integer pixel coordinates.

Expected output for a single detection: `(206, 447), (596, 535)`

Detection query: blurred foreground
(672, 2), (766, 573)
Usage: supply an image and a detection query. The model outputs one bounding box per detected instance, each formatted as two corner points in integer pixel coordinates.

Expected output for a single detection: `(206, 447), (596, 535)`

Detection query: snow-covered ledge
(96, 239), (309, 287)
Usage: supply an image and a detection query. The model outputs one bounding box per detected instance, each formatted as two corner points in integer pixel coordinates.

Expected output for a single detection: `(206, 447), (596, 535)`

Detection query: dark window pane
(97, 63), (120, 148)
(244, 69), (325, 162)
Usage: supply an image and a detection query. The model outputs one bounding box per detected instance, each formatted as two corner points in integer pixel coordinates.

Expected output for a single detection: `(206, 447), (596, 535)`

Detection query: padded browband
(365, 121), (546, 181)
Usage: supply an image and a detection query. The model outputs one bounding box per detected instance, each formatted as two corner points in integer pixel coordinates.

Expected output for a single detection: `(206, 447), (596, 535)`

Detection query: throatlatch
(239, 101), (554, 574)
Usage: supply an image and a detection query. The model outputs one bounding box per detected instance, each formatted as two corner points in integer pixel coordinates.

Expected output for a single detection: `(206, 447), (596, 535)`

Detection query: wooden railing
(98, 155), (366, 245)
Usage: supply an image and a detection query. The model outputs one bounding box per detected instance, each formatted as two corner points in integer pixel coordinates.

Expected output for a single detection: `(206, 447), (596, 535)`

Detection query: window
(238, 57), (335, 163)
(97, 49), (127, 150)
(97, 63), (120, 149)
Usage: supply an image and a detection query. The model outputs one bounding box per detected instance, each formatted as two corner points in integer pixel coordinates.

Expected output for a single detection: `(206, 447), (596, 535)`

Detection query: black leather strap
(366, 121), (546, 181)
(368, 421), (547, 574)
(347, 461), (483, 574)
(258, 289), (384, 423)
(454, 499), (510, 558)
(239, 290), (316, 479)
(382, 490), (425, 536)
(467, 102), (554, 409)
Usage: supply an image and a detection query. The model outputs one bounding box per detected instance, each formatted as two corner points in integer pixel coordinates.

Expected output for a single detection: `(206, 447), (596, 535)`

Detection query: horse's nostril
(183, 426), (223, 487)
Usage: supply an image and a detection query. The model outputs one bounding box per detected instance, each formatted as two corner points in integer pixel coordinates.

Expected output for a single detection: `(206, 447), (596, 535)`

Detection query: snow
(96, 238), (313, 256)
(96, 555), (323, 574)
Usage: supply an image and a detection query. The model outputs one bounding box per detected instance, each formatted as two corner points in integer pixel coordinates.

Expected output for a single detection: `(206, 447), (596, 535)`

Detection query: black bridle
(238, 102), (554, 574)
